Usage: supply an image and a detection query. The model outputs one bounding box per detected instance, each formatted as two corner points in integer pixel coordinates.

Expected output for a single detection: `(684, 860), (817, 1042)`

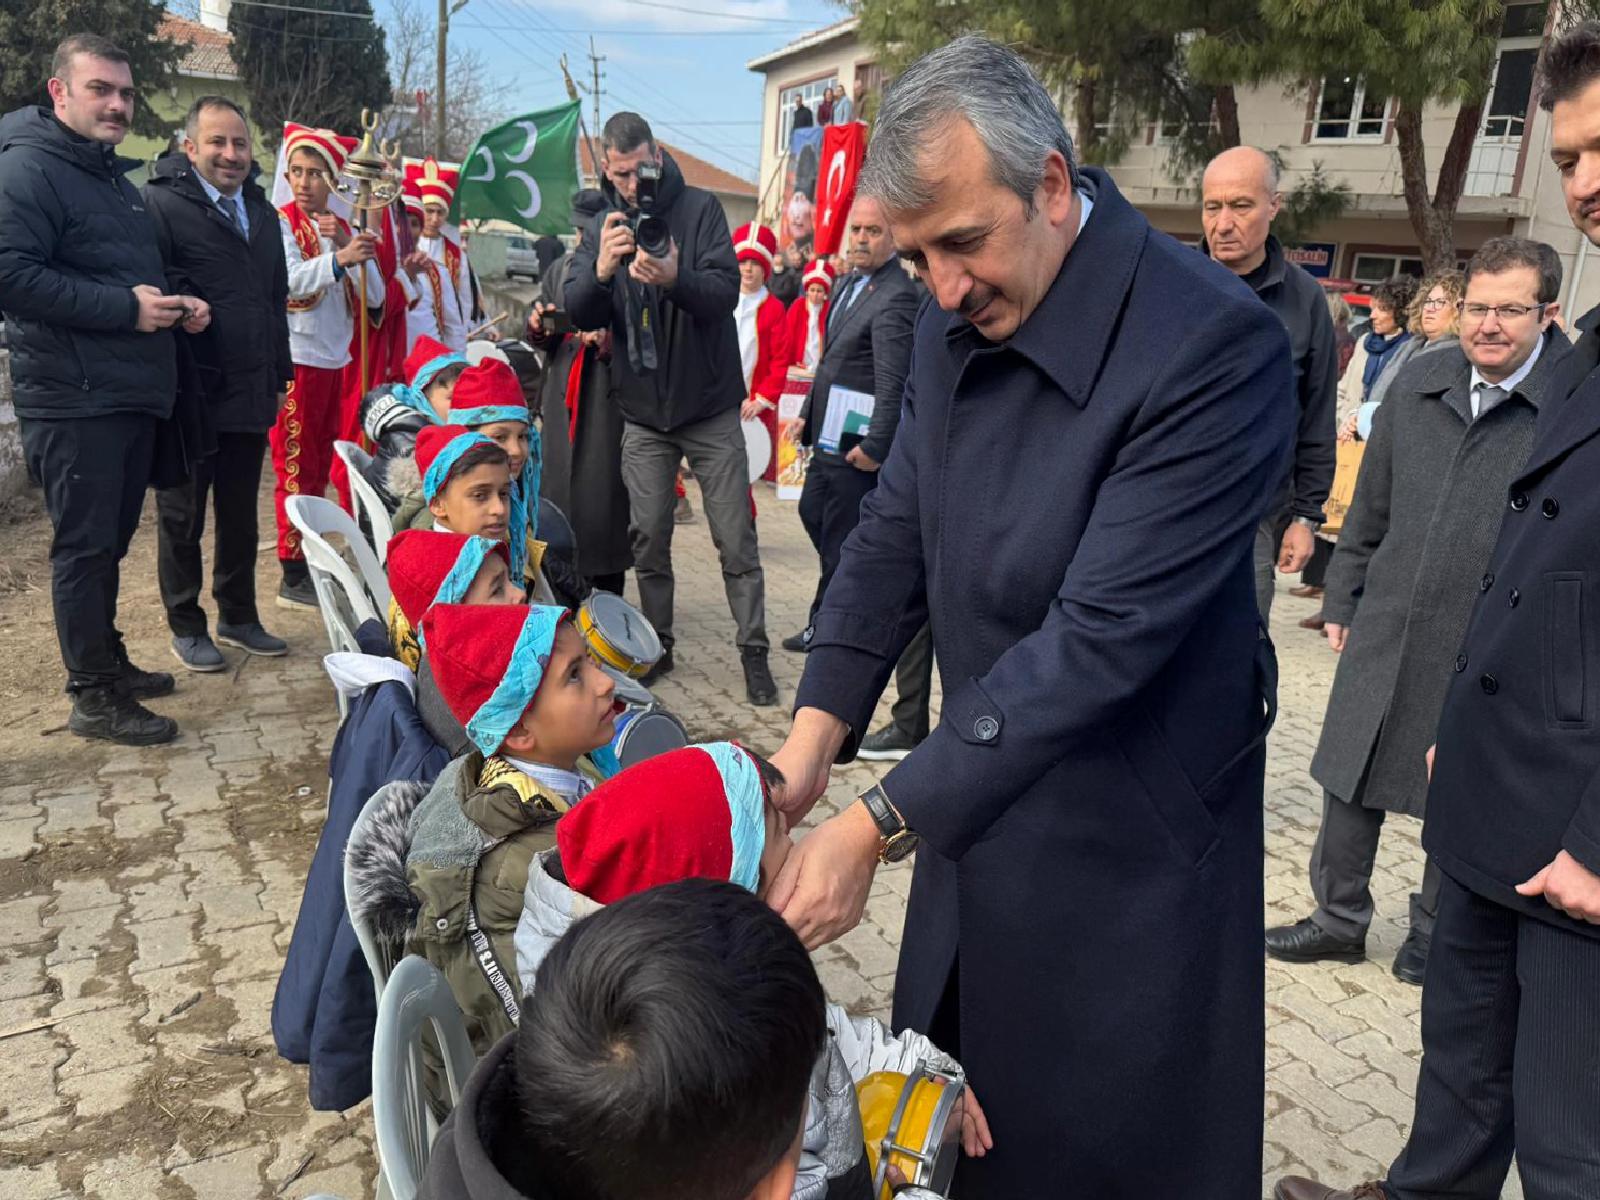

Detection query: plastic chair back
(334, 440), (394, 566)
(372, 955), (476, 1200)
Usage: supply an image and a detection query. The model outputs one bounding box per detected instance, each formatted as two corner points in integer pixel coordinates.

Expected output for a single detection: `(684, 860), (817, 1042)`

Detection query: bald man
(1202, 146), (1338, 619)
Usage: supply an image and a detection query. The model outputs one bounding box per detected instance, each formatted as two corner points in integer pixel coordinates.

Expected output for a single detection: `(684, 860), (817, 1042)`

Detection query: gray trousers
(620, 406), (767, 650)
(1310, 788), (1443, 942)
(1254, 506), (1294, 620)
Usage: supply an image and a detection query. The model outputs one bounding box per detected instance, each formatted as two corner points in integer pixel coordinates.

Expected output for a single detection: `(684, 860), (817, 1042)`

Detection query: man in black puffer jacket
(565, 112), (776, 707)
(144, 96), (293, 673)
(0, 34), (208, 746)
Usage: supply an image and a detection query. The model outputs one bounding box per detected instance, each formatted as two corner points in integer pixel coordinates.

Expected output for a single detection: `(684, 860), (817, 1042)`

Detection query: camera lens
(635, 214), (672, 260)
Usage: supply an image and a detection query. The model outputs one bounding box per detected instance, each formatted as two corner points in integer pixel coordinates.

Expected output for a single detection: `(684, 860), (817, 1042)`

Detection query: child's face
(756, 795), (793, 899)
(477, 419), (531, 476)
(806, 281), (828, 305)
(501, 622), (619, 769)
(424, 377), (455, 422)
(429, 461), (513, 542)
(463, 554), (525, 606)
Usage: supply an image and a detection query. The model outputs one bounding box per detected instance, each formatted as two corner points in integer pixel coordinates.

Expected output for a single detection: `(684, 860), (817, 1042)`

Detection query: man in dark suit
(765, 37), (1293, 1196)
(1275, 23), (1600, 1200)
(144, 95), (292, 671)
(785, 195), (918, 649)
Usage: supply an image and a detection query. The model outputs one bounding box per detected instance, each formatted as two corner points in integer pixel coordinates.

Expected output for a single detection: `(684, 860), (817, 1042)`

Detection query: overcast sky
(370, 0), (846, 183)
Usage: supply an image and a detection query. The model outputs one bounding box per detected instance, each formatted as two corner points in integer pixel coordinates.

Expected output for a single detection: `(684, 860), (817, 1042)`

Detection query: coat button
(1480, 674), (1499, 695)
(435, 918), (449, 930)
(973, 715), (1000, 742)
(1480, 572), (1495, 592)
(1508, 588), (1520, 608)
(1542, 497), (1560, 519)
(1454, 653), (1468, 673)
(1510, 491), (1529, 511)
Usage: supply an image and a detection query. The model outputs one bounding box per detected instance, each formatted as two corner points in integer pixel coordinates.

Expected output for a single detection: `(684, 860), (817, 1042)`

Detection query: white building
(747, 3), (1600, 314)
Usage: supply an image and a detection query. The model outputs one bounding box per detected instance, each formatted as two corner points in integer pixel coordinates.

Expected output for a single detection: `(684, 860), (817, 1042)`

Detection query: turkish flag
(812, 121), (867, 258)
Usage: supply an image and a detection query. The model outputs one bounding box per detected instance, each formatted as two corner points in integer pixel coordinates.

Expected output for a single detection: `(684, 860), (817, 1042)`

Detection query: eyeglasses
(1461, 302), (1548, 322)
(1420, 297), (1459, 310)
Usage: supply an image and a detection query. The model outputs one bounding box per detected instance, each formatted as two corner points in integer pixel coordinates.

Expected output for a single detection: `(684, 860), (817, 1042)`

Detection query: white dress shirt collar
(1468, 332), (1543, 418)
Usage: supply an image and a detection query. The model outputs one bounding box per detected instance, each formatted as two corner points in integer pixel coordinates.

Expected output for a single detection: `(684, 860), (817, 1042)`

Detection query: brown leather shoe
(1274, 1178), (1388, 1200)
(1289, 585), (1324, 599)
(1299, 612), (1326, 631)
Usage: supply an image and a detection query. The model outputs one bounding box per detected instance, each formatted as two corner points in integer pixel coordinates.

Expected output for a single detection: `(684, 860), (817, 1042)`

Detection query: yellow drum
(857, 1063), (966, 1200)
(576, 591), (662, 679)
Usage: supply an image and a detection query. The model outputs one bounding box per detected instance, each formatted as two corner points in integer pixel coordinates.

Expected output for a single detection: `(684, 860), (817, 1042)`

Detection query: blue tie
(216, 194), (243, 236)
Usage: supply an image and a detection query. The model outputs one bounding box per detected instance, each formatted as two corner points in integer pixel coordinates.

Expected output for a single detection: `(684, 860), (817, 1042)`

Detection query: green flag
(452, 101), (582, 235)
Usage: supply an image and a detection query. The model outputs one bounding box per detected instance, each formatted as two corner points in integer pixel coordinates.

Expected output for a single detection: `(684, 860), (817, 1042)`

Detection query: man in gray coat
(1266, 236), (1569, 984)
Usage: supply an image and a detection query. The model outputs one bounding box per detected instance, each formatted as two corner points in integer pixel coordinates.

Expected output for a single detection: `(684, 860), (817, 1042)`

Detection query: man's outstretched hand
(768, 801), (880, 949)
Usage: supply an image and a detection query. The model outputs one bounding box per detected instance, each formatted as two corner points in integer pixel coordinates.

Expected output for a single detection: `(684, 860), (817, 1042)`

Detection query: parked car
(506, 235), (540, 282)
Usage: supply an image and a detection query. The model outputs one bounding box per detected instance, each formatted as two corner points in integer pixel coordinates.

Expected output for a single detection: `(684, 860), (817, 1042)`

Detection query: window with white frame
(1351, 253), (1427, 283)
(1313, 74), (1388, 140)
(777, 76), (839, 152)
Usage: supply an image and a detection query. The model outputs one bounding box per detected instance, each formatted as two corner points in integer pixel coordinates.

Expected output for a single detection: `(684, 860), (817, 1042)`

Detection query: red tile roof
(579, 137), (756, 198)
(159, 13), (239, 80)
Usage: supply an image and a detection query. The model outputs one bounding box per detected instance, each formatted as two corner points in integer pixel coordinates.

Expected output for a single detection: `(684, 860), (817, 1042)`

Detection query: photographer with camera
(565, 112), (776, 706)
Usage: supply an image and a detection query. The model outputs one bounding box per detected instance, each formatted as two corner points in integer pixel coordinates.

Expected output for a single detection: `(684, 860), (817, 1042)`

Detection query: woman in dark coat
(526, 192), (632, 591)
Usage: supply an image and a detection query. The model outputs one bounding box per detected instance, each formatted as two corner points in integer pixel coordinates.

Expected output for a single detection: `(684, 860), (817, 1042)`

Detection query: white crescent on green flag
(451, 101), (582, 234)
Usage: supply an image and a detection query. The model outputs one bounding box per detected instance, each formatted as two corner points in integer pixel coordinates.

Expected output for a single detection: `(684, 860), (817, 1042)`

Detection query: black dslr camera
(627, 162), (672, 260)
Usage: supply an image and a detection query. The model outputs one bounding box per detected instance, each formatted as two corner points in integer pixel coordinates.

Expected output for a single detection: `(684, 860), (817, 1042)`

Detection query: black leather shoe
(780, 630), (810, 653)
(1275, 1177), (1388, 1200)
(640, 647), (675, 686)
(1265, 917), (1365, 964)
(116, 657), (176, 700)
(1391, 929), (1430, 986)
(69, 686), (177, 746)
(742, 646), (778, 706)
(276, 576), (319, 611)
(857, 725), (920, 762)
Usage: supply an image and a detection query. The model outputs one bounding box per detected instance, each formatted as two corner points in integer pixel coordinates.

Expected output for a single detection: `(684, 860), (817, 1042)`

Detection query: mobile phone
(544, 308), (573, 335)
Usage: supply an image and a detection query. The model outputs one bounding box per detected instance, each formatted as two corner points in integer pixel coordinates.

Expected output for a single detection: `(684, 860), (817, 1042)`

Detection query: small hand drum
(609, 704), (689, 769)
(742, 416), (772, 483)
(576, 591), (663, 678)
(857, 1063), (966, 1200)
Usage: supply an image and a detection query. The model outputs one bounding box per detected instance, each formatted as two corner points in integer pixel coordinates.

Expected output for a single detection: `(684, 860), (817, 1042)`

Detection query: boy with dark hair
(392, 424), (512, 537)
(513, 743), (991, 1199)
(421, 879), (824, 1200)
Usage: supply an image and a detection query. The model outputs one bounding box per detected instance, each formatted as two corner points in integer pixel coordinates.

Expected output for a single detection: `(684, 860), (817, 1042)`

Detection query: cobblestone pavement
(0, 482), (1516, 1199)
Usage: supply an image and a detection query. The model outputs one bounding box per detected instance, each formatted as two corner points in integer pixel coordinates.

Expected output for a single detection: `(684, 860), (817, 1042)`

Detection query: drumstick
(467, 312), (508, 341)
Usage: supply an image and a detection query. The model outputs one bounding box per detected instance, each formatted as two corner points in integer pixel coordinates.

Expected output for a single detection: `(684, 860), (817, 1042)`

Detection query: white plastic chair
(287, 496), (392, 717)
(372, 955), (476, 1200)
(333, 440), (394, 566)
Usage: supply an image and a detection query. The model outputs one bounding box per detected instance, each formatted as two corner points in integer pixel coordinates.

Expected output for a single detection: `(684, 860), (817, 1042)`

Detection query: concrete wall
(0, 351), (25, 500)
(754, 34), (875, 224)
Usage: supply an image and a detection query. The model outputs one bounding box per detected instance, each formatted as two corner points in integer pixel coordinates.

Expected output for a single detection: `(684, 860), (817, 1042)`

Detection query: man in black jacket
(0, 34), (209, 745)
(1203, 146), (1338, 619)
(565, 112), (776, 706)
(145, 96), (293, 672)
(788, 195), (917, 649)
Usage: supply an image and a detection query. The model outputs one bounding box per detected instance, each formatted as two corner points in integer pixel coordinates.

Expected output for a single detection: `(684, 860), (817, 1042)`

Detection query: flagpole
(561, 55), (601, 187)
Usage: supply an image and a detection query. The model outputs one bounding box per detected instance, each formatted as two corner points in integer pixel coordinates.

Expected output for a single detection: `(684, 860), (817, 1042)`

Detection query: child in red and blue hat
(449, 357), (542, 583)
(511, 743), (993, 1200)
(356, 334), (469, 512)
(390, 423), (512, 540)
(404, 601), (621, 1054)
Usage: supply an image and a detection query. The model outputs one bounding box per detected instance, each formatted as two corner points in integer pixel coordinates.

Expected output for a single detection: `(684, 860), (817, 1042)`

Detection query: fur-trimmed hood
(345, 779), (429, 944)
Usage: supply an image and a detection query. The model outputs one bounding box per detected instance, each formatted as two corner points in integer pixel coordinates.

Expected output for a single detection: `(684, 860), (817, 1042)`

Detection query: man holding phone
(0, 33), (211, 745)
(564, 114), (776, 706)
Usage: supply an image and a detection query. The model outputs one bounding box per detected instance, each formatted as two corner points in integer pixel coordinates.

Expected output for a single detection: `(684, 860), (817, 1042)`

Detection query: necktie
(216, 194), (243, 235)
(1475, 383), (1507, 420)
(830, 276), (864, 334)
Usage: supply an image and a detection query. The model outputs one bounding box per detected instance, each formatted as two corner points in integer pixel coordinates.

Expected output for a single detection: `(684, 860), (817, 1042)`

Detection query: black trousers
(798, 454), (879, 625)
(156, 431), (267, 638)
(888, 622), (934, 741)
(20, 413), (158, 691)
(1385, 874), (1600, 1199)
(1309, 788), (1443, 942)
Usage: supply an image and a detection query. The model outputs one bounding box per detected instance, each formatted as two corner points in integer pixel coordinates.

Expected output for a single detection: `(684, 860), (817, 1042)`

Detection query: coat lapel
(1513, 323), (1591, 483)
(828, 271), (884, 344)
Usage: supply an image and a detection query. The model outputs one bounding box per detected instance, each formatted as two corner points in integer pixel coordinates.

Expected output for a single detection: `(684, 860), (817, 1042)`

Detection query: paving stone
(39, 789), (107, 834)
(0, 896), (54, 948)
(0, 1031), (69, 1127)
(77, 1153), (171, 1200)
(129, 914), (202, 974)
(126, 871), (198, 925)
(108, 798), (172, 840)
(0, 816), (43, 860)
(190, 885), (270, 933)
(0, 1162), (63, 1200)
(57, 1063), (144, 1118)
(169, 1143), (270, 1200)
(0, 955), (48, 1001)
(56, 1006), (147, 1078)
(46, 894), (121, 967)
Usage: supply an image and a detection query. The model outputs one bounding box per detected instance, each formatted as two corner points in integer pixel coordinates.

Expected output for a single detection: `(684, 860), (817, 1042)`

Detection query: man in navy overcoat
(768, 37), (1295, 1198)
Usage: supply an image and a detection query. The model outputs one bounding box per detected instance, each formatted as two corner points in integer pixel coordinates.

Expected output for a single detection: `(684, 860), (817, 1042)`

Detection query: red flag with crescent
(812, 121), (867, 257)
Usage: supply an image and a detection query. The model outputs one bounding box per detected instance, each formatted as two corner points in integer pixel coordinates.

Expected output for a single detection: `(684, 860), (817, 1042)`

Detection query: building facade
(747, 2), (1600, 316)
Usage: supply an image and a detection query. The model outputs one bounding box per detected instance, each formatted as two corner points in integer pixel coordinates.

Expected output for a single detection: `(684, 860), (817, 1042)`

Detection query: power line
(225, 0), (377, 19)
(498, 0), (815, 24)
(455, 21), (777, 36)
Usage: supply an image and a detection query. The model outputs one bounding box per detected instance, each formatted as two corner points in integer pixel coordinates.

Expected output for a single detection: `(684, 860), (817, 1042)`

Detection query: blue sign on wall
(1285, 241), (1338, 278)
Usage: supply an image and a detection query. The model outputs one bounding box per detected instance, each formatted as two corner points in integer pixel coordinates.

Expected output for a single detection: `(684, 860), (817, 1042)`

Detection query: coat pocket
(1116, 707), (1220, 868)
(1543, 572), (1589, 728)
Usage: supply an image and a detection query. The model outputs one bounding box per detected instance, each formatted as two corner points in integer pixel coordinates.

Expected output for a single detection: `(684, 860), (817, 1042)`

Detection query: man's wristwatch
(860, 783), (918, 864)
(1293, 516), (1321, 533)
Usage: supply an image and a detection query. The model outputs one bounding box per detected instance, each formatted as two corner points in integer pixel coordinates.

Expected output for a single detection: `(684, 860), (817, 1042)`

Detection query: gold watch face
(880, 829), (919, 863)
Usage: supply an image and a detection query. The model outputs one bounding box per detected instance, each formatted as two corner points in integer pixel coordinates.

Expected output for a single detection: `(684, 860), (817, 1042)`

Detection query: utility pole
(588, 37), (605, 135)
(436, 0), (469, 159)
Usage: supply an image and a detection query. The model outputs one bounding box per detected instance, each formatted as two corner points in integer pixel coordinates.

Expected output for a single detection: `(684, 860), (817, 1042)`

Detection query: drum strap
(464, 902), (522, 1025)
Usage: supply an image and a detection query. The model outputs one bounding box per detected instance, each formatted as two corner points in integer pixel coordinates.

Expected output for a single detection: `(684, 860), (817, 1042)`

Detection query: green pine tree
(228, 0), (391, 150)
(0, 0), (181, 139)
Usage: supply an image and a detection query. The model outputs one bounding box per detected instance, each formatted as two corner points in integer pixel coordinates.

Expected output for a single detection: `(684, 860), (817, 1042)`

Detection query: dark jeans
(157, 431), (268, 637)
(797, 453), (878, 624)
(20, 413), (158, 691)
(1385, 875), (1600, 1199)
(1309, 789), (1442, 942)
